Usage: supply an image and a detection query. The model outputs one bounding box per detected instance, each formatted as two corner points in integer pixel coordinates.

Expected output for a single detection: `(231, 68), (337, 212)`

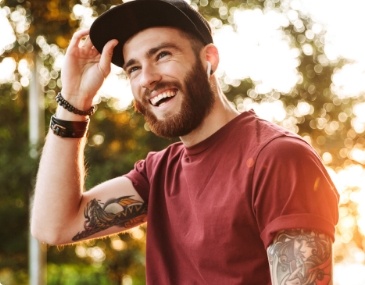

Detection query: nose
(139, 64), (162, 90)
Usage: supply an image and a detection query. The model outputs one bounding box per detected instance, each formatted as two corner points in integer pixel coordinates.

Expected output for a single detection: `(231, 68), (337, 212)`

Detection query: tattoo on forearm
(72, 195), (147, 241)
(267, 229), (332, 285)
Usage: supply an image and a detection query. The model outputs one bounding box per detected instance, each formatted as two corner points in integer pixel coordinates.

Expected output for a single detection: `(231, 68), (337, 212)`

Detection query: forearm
(31, 108), (88, 244)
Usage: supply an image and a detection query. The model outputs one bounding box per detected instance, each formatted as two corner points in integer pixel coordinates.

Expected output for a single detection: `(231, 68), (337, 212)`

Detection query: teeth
(150, 90), (176, 106)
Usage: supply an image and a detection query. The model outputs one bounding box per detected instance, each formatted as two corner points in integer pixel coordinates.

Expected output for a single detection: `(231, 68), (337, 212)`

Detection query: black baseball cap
(89, 0), (213, 68)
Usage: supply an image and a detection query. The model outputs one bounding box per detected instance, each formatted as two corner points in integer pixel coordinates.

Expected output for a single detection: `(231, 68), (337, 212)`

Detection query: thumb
(98, 39), (119, 78)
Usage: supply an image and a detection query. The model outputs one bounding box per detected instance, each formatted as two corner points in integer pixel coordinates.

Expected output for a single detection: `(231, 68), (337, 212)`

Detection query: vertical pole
(28, 54), (47, 285)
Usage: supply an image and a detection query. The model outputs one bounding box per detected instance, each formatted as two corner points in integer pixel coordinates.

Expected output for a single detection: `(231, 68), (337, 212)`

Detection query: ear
(201, 44), (219, 75)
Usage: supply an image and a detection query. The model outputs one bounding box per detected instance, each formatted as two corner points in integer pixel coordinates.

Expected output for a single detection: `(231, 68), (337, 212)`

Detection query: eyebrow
(123, 42), (181, 70)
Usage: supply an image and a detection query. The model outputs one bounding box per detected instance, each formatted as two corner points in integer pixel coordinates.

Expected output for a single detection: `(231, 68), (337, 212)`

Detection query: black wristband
(50, 115), (89, 138)
(56, 92), (96, 116)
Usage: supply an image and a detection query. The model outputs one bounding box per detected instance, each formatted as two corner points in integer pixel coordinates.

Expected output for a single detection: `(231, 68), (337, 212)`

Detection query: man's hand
(60, 29), (118, 110)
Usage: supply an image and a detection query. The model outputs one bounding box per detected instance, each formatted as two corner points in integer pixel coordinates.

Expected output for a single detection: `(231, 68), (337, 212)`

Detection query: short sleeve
(125, 159), (150, 203)
(252, 136), (339, 248)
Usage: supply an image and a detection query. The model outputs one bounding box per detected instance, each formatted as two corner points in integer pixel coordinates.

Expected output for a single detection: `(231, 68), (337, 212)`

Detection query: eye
(126, 66), (140, 76)
(157, 51), (171, 60)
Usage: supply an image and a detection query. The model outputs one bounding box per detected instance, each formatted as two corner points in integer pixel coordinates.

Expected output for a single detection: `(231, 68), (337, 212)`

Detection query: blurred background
(0, 0), (364, 284)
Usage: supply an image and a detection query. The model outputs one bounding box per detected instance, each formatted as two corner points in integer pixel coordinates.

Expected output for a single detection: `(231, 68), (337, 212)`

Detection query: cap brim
(90, 1), (205, 68)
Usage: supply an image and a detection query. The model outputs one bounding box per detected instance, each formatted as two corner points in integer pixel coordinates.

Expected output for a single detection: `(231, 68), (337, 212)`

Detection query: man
(31, 0), (339, 284)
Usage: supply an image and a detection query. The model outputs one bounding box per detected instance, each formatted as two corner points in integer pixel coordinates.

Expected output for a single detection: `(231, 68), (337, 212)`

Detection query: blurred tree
(0, 0), (364, 284)
(0, 84), (32, 284)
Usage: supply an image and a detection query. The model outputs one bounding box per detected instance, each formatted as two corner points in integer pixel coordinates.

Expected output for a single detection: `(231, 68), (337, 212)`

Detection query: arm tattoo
(72, 195), (147, 241)
(267, 229), (333, 285)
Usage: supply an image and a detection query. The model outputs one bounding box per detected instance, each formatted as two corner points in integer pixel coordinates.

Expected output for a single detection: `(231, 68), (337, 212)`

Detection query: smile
(150, 89), (177, 106)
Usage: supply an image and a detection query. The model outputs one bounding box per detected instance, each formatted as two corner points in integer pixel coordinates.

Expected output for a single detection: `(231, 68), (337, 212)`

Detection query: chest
(149, 148), (258, 246)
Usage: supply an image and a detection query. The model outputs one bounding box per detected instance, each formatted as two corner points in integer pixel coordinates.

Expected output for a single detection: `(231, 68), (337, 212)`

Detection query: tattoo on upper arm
(267, 229), (333, 285)
(72, 196), (147, 241)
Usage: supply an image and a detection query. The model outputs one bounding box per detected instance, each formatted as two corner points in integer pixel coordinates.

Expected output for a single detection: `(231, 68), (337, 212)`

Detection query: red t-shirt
(126, 110), (339, 285)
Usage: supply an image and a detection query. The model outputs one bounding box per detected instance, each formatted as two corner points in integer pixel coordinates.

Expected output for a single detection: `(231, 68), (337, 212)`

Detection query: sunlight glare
(295, 101), (313, 117)
(129, 227), (145, 240)
(334, 263), (365, 285)
(333, 165), (365, 237)
(95, 66), (134, 111)
(349, 148), (365, 165)
(239, 98), (286, 123)
(351, 102), (365, 133)
(0, 57), (16, 83)
(75, 245), (87, 258)
(322, 152), (332, 164)
(110, 236), (127, 251)
(72, 4), (95, 28)
(298, 0), (365, 62)
(353, 103), (365, 123)
(297, 0), (365, 98)
(0, 8), (16, 55)
(330, 164), (365, 285)
(333, 165), (365, 194)
(214, 9), (300, 94)
(352, 118), (365, 134)
(17, 59), (30, 87)
(86, 246), (106, 263)
(122, 275), (133, 285)
(331, 63), (365, 98)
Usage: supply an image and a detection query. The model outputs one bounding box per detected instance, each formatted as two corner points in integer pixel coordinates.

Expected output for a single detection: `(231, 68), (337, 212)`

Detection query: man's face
(123, 27), (215, 138)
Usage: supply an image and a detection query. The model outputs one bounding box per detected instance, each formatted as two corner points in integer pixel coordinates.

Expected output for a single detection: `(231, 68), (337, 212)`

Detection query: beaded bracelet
(50, 115), (89, 138)
(55, 92), (96, 116)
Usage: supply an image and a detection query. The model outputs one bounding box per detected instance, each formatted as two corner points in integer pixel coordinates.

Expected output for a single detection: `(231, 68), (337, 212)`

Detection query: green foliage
(0, 85), (35, 283)
(46, 230), (147, 285)
(47, 264), (111, 285)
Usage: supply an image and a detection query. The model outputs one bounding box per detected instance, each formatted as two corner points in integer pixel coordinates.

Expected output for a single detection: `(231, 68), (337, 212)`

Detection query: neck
(180, 77), (239, 147)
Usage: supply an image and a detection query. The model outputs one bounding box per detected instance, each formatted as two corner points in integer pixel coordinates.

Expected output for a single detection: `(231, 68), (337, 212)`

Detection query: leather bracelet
(56, 92), (96, 116)
(49, 115), (89, 138)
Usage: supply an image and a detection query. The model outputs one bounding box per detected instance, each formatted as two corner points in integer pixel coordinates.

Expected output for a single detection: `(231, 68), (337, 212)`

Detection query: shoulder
(259, 135), (316, 160)
(252, 134), (329, 186)
(231, 111), (303, 148)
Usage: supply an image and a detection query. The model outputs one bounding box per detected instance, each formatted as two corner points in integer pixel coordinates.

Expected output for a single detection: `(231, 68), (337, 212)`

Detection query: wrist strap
(56, 92), (96, 116)
(50, 115), (89, 138)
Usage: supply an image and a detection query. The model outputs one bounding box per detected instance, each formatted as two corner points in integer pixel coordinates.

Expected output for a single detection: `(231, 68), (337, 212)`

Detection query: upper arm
(63, 176), (147, 245)
(254, 137), (339, 247)
(267, 228), (333, 285)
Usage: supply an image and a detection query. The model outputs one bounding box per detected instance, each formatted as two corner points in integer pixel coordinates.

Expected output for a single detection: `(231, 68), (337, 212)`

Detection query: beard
(134, 59), (215, 138)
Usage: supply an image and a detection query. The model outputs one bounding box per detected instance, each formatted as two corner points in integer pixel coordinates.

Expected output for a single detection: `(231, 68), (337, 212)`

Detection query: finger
(68, 29), (90, 49)
(98, 39), (119, 77)
(80, 35), (94, 49)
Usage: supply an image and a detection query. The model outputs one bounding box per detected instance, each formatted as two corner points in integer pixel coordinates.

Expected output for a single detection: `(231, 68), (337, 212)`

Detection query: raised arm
(30, 30), (146, 245)
(267, 228), (333, 285)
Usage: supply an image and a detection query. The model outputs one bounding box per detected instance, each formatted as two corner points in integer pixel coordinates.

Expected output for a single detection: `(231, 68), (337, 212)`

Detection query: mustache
(143, 81), (183, 97)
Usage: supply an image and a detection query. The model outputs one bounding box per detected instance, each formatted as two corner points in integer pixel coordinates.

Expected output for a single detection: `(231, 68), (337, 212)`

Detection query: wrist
(55, 107), (89, 121)
(60, 90), (95, 110)
(56, 92), (96, 117)
(49, 115), (89, 138)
